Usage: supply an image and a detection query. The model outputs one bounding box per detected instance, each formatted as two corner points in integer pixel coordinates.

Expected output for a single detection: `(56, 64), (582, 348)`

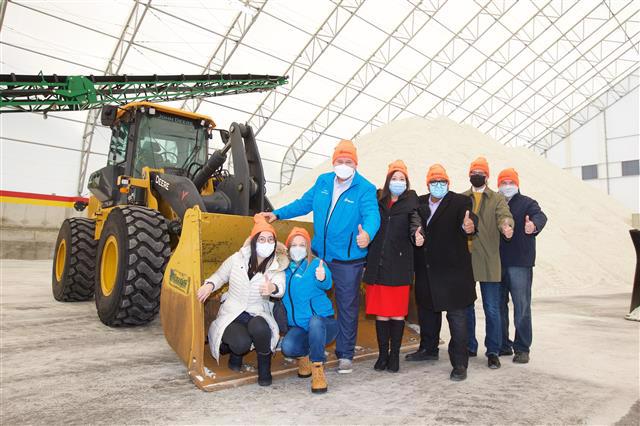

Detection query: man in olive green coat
(463, 157), (514, 370)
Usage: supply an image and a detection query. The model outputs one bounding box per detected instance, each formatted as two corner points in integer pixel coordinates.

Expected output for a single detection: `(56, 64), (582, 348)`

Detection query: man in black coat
(405, 164), (478, 381)
(496, 168), (547, 364)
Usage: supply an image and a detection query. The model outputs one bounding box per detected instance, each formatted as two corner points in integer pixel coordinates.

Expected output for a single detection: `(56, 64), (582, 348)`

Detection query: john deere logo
(169, 269), (190, 294)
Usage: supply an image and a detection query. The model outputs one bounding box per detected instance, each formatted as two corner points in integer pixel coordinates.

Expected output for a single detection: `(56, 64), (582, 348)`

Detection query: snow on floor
(1, 260), (638, 425)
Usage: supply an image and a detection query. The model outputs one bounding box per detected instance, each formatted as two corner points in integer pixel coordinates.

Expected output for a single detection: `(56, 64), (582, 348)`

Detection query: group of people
(197, 138), (547, 393)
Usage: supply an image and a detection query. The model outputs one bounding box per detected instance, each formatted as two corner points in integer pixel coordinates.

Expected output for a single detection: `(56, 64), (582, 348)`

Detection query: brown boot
(311, 362), (327, 393)
(298, 356), (312, 378)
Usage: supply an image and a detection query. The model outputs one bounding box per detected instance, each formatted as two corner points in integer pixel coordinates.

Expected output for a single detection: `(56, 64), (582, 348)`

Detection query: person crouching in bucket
(197, 214), (289, 386)
(280, 227), (337, 393)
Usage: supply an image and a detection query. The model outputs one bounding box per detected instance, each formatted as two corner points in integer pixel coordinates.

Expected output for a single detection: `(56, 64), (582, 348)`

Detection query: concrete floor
(1, 260), (638, 425)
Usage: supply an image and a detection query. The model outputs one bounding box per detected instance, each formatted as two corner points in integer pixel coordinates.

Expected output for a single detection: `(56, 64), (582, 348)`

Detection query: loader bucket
(160, 206), (420, 391)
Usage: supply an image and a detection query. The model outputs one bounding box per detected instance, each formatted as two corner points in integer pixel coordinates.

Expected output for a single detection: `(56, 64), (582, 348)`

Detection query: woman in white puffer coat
(197, 214), (289, 386)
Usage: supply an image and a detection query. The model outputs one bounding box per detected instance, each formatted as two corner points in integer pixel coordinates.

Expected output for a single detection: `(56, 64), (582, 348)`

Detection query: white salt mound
(271, 117), (636, 298)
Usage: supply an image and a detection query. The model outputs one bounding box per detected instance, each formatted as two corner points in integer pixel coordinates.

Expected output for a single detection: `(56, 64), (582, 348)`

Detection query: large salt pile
(270, 117), (636, 298)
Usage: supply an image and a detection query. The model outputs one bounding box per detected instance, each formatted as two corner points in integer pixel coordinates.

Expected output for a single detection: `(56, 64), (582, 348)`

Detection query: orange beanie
(285, 227), (311, 247)
(387, 159), (408, 178)
(498, 168), (520, 187)
(332, 139), (358, 165)
(426, 163), (449, 184)
(469, 156), (490, 177)
(250, 214), (276, 238)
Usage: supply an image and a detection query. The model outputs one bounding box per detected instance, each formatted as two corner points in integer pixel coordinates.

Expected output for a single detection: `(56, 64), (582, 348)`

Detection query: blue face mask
(429, 182), (449, 199)
(389, 180), (407, 196)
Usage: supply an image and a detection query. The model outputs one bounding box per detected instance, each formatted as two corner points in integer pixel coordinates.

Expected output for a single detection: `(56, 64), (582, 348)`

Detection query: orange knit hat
(387, 159), (408, 178)
(498, 168), (520, 187)
(250, 214), (276, 238)
(469, 156), (490, 177)
(426, 163), (449, 184)
(332, 139), (358, 165)
(285, 227), (311, 247)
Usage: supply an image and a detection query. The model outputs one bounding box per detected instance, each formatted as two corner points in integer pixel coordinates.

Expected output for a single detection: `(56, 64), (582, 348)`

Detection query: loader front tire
(95, 206), (170, 326)
(52, 218), (98, 301)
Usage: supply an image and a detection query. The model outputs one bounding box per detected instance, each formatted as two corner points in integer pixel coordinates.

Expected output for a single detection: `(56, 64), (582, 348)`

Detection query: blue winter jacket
(500, 192), (547, 267)
(282, 257), (334, 331)
(273, 171), (381, 262)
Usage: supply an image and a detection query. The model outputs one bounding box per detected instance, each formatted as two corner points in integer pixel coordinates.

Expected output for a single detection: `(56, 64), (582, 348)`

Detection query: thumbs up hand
(356, 224), (370, 248)
(524, 215), (536, 235)
(315, 259), (326, 281)
(501, 219), (514, 239)
(260, 275), (276, 296)
(463, 210), (475, 234)
(415, 226), (425, 247)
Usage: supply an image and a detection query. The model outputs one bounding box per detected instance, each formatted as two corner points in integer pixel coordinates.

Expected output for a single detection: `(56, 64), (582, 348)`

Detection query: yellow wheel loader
(51, 101), (276, 326)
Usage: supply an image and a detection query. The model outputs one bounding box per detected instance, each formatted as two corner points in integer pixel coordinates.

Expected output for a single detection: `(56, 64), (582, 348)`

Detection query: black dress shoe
(450, 367), (467, 381)
(405, 348), (439, 361)
(513, 352), (530, 364)
(499, 348), (513, 356)
(468, 350), (477, 357)
(488, 354), (501, 369)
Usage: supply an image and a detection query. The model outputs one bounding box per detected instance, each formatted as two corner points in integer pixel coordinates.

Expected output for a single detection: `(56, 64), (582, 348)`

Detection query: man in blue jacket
(497, 168), (547, 364)
(261, 139), (380, 374)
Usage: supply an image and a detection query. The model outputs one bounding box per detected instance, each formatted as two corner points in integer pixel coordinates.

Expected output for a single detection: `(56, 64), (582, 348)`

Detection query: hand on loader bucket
(259, 212), (277, 223)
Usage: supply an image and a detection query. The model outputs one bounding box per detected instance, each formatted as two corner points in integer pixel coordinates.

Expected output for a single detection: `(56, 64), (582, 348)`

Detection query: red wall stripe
(0, 190), (89, 203)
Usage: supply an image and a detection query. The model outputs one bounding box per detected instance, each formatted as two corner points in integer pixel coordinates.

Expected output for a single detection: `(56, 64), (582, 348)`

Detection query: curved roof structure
(1, 0), (638, 195)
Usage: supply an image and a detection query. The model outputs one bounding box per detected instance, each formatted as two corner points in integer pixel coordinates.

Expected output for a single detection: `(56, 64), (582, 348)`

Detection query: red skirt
(365, 284), (410, 317)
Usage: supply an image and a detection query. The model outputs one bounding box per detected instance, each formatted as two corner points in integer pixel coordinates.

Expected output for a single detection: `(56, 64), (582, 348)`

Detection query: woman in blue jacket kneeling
(281, 227), (336, 394)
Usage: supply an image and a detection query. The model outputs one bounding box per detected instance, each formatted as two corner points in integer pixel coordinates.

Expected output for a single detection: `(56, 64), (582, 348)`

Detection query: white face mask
(289, 246), (307, 262)
(334, 164), (355, 180)
(256, 242), (275, 258)
(499, 184), (518, 199)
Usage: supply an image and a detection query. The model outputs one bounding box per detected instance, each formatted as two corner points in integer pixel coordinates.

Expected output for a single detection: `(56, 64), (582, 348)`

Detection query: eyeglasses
(430, 180), (448, 185)
(257, 236), (275, 244)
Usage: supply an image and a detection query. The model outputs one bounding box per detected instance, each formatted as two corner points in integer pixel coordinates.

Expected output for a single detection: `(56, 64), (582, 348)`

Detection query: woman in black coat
(363, 160), (422, 373)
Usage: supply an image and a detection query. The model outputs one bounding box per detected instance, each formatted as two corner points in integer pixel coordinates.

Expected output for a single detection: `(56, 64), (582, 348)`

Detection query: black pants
(417, 305), (469, 369)
(222, 312), (272, 355)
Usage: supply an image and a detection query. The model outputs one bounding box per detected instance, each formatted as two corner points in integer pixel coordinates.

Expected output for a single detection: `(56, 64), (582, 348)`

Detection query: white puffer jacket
(204, 242), (289, 362)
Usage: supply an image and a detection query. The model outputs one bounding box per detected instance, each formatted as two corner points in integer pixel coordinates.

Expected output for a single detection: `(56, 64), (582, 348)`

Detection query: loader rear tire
(95, 206), (170, 326)
(52, 218), (98, 301)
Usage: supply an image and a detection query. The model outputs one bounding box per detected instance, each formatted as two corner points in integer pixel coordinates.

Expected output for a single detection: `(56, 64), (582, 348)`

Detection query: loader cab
(92, 101), (267, 217)
(105, 102), (215, 180)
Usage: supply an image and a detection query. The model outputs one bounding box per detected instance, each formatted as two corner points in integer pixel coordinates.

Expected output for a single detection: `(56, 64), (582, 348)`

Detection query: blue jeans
(281, 316), (339, 362)
(466, 282), (502, 356)
(500, 266), (533, 353)
(327, 260), (365, 360)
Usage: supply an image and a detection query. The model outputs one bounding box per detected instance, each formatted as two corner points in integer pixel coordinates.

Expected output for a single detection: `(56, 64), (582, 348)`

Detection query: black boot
(228, 353), (243, 372)
(387, 320), (404, 373)
(257, 351), (272, 386)
(374, 320), (391, 371)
